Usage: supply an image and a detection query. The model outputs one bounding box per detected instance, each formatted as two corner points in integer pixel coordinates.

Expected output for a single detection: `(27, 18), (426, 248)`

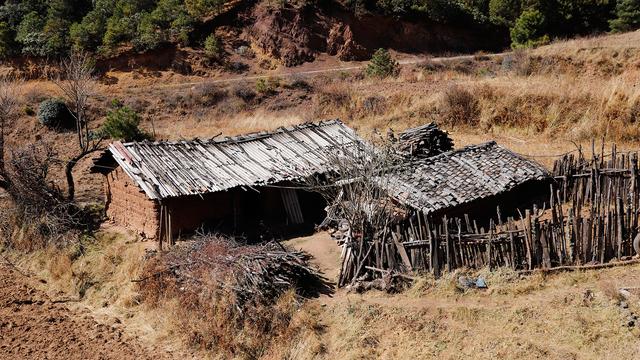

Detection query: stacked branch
(394, 123), (454, 158)
(138, 235), (332, 356)
(139, 235), (332, 312)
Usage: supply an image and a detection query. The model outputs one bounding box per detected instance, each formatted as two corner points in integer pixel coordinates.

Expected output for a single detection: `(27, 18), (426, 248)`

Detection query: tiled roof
(381, 141), (550, 214)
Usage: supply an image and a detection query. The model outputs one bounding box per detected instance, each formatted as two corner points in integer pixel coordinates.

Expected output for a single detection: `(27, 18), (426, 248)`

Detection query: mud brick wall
(104, 167), (160, 239)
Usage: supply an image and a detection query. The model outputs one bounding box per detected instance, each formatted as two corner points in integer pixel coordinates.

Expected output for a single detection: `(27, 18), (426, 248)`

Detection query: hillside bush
(234, 85), (257, 102)
(510, 9), (550, 49)
(256, 77), (280, 95)
(489, 0), (521, 26)
(610, 0), (640, 32)
(37, 98), (74, 129)
(100, 103), (150, 142)
(134, 13), (164, 51)
(365, 48), (399, 78)
(440, 85), (480, 126)
(69, 4), (110, 51)
(0, 21), (15, 58)
(185, 0), (226, 16)
(204, 33), (223, 60)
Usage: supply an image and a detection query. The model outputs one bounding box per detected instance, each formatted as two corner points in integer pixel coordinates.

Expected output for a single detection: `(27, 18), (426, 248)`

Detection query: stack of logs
(337, 143), (640, 285)
(394, 123), (454, 158)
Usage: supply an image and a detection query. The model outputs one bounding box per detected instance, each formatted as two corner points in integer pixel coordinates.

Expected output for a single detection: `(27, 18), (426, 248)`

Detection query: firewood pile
(395, 123), (454, 158)
(138, 235), (332, 311)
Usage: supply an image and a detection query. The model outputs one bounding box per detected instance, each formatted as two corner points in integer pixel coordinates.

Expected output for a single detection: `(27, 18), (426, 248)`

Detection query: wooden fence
(339, 144), (640, 285)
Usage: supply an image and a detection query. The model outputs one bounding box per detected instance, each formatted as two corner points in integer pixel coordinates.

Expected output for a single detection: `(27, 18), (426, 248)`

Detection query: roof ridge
(121, 119), (343, 147)
(405, 140), (498, 166)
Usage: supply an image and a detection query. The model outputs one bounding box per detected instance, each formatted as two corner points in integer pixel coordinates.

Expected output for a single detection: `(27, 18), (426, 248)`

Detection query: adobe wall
(104, 167), (160, 239)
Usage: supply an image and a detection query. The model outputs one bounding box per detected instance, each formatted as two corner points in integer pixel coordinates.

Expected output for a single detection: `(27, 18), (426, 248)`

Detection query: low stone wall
(104, 168), (160, 239)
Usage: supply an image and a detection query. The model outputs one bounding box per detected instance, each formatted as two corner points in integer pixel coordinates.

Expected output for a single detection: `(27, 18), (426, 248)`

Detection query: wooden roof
(92, 120), (363, 200)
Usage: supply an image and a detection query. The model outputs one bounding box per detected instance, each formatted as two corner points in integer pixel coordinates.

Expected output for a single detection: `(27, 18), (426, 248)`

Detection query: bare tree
(304, 135), (405, 286)
(0, 77), (20, 190)
(3, 143), (84, 249)
(54, 51), (102, 200)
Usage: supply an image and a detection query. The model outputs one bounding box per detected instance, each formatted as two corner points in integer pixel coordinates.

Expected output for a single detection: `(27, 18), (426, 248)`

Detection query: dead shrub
(22, 87), (48, 105)
(123, 97), (150, 113)
(599, 281), (625, 303)
(440, 85), (480, 126)
(233, 85), (257, 103)
(313, 83), (352, 118)
(138, 236), (331, 357)
(284, 77), (312, 91)
(359, 96), (387, 116)
(502, 50), (534, 76)
(0, 143), (94, 251)
(187, 82), (228, 107)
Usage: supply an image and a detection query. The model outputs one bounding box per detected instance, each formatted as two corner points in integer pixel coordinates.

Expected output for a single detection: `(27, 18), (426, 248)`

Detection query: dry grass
(292, 265), (640, 360)
(6, 227), (640, 359)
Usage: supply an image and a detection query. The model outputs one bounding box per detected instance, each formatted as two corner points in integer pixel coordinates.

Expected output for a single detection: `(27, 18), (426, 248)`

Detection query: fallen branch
(517, 258), (640, 275)
(364, 265), (417, 281)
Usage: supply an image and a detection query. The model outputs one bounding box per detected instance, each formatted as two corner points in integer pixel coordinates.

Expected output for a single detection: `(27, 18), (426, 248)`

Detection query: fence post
(444, 216), (451, 272)
(488, 219), (493, 271)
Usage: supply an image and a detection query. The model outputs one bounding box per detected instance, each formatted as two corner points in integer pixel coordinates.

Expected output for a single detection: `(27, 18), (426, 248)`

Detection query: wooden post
(617, 196), (624, 259)
(158, 204), (164, 251)
(456, 218), (464, 267)
(444, 216), (451, 272)
(432, 219), (441, 277)
(525, 209), (533, 269)
(392, 229), (412, 271)
(488, 219), (494, 270)
(541, 222), (551, 268)
(508, 217), (516, 269)
(426, 217), (433, 273)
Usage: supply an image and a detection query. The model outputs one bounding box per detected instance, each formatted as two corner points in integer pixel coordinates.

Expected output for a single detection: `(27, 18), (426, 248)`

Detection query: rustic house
(91, 120), (364, 243)
(381, 141), (551, 220)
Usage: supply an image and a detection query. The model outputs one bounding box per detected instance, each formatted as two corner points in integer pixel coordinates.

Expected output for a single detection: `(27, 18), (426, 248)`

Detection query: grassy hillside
(2, 26), (640, 360)
(0, 0), (637, 67)
(2, 30), (639, 204)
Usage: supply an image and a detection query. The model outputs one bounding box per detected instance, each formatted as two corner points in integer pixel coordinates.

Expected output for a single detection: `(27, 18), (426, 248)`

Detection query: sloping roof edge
(91, 119), (362, 200)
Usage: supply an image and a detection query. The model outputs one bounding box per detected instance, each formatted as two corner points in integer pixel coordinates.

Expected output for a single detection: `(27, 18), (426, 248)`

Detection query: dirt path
(148, 52), (510, 91)
(0, 261), (174, 360)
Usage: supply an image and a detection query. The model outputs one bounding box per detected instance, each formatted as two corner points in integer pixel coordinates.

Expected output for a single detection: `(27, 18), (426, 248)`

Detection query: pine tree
(610, 0), (640, 32)
(365, 48), (399, 78)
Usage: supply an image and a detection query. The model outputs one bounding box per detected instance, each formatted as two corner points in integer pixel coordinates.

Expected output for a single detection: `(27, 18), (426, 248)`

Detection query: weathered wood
(392, 230), (413, 271)
(444, 216), (451, 272)
(488, 219), (494, 270)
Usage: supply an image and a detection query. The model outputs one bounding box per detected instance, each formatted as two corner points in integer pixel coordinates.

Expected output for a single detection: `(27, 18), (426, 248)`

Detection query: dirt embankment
(0, 261), (175, 360)
(248, 1), (505, 67)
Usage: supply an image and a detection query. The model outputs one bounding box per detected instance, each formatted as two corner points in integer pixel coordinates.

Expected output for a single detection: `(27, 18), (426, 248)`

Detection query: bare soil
(0, 261), (174, 360)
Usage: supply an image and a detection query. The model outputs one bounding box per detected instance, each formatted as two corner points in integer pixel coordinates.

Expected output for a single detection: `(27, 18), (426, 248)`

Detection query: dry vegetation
(2, 30), (640, 359)
(7, 230), (640, 359)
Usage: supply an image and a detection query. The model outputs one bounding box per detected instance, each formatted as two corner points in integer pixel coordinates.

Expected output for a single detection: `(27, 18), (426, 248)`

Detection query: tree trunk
(65, 152), (87, 201)
(66, 148), (103, 201)
(65, 158), (77, 201)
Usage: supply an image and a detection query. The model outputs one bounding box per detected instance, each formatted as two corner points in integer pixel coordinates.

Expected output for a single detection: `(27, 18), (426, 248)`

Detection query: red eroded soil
(0, 262), (172, 360)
